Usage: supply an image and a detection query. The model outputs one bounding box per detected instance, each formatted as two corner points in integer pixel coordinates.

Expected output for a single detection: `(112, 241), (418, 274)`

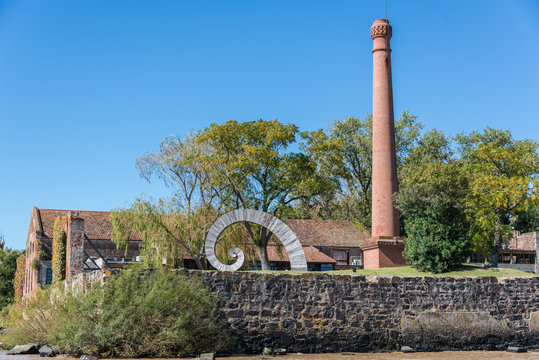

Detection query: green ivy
(52, 216), (67, 284)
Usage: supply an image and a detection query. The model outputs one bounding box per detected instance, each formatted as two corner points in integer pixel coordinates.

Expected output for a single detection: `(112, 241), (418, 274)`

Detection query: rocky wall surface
(190, 271), (539, 353)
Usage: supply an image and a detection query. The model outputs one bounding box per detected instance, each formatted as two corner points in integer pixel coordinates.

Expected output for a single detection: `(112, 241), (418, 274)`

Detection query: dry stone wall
(190, 271), (539, 353)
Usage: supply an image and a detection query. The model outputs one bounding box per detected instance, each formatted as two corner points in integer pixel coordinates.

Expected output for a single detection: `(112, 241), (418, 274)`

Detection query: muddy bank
(2, 351), (539, 360)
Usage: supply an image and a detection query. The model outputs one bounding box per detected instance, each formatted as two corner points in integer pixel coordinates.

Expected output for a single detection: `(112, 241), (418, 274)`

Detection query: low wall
(190, 271), (539, 353)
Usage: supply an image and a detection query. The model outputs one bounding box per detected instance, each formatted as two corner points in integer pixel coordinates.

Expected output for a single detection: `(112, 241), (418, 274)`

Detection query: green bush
(0, 289), (57, 347)
(1, 270), (234, 357)
(396, 186), (469, 273)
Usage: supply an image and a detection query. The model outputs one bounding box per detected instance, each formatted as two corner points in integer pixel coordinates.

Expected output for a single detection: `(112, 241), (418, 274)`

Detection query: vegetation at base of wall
(0, 269), (235, 357)
(12, 253), (25, 304)
(0, 288), (55, 346)
(52, 216), (67, 284)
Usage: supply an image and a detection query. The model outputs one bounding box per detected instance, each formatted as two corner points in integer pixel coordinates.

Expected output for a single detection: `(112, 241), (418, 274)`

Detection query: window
(332, 249), (349, 266)
(45, 269), (52, 285)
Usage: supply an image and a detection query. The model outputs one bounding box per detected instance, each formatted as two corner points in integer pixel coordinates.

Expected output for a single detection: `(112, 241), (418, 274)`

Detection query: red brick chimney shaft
(371, 19), (400, 237)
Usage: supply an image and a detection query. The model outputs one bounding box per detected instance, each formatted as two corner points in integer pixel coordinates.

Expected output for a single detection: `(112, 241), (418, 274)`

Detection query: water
(2, 351), (539, 360)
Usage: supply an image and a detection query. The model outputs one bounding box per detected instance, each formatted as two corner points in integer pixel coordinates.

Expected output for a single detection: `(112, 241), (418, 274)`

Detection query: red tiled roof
(185, 245), (336, 264)
(270, 246), (336, 263)
(287, 219), (369, 248)
(35, 209), (352, 264)
(38, 209), (142, 240)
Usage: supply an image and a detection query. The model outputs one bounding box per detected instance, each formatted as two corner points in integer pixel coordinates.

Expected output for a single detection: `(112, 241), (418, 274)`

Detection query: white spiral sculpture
(205, 209), (308, 272)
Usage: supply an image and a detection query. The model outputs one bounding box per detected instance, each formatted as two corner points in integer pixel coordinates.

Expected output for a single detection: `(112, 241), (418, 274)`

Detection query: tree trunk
(194, 255), (207, 270)
(257, 244), (271, 271)
(490, 216), (503, 268)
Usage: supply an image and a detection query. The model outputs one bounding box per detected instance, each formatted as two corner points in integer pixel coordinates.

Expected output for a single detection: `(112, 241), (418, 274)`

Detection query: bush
(399, 195), (469, 273)
(1, 269), (235, 357)
(0, 288), (57, 347)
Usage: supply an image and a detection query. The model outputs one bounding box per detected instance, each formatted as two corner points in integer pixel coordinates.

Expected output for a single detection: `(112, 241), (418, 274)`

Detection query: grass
(329, 264), (538, 278)
(251, 265), (538, 278)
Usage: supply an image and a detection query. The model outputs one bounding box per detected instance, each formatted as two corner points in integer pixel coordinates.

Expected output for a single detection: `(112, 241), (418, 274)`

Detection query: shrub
(396, 183), (469, 273)
(0, 288), (58, 348)
(1, 269), (234, 357)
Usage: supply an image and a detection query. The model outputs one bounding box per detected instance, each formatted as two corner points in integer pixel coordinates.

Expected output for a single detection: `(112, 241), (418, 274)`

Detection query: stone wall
(190, 271), (539, 353)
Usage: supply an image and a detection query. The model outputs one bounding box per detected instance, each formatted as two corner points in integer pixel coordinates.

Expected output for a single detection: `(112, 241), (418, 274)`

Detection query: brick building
(23, 208), (366, 297)
(498, 231), (539, 273)
(23, 207), (141, 299)
(287, 220), (369, 270)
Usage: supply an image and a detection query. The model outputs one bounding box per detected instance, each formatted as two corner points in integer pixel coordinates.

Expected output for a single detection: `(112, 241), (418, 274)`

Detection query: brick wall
(508, 231), (538, 251)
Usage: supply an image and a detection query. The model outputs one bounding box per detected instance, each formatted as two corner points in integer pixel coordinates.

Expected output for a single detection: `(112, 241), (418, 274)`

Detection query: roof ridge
(39, 209), (112, 214)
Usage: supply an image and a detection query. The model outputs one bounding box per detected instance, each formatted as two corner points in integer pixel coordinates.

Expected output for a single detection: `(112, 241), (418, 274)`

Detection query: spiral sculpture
(205, 209), (308, 272)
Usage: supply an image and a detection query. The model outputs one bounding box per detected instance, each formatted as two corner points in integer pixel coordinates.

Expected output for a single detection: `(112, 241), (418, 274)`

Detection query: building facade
(22, 207), (367, 298)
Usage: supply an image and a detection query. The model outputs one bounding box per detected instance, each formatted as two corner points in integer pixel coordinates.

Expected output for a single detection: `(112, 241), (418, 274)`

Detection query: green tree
(300, 110), (423, 229)
(395, 130), (469, 273)
(457, 128), (539, 267)
(0, 235), (23, 309)
(513, 206), (539, 233)
(112, 134), (221, 270)
(198, 119), (331, 270)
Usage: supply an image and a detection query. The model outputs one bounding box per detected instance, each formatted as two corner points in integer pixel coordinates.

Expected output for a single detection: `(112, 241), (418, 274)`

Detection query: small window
(45, 268), (52, 285)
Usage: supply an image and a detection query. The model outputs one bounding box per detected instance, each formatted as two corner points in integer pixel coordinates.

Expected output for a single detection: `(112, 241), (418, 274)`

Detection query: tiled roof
(185, 245), (336, 264)
(287, 219), (369, 248)
(34, 209), (354, 263)
(38, 209), (142, 240)
(269, 246), (336, 264)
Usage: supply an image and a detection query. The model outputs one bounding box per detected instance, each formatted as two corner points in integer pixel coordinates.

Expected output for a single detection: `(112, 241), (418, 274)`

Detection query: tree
(198, 119), (331, 270)
(457, 128), (539, 267)
(395, 130), (469, 273)
(513, 206), (539, 233)
(0, 235), (23, 309)
(111, 134), (221, 270)
(300, 110), (423, 229)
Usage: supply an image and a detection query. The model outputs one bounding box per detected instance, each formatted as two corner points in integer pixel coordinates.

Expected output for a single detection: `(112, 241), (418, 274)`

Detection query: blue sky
(0, 0), (538, 250)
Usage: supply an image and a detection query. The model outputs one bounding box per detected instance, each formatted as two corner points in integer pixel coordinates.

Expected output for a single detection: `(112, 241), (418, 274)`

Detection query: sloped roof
(33, 208), (358, 263)
(184, 245), (336, 264)
(38, 209), (142, 240)
(268, 246), (336, 263)
(287, 219), (369, 248)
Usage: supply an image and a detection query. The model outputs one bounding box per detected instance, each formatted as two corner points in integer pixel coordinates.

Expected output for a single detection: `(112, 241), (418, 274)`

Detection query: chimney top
(372, 19), (390, 25)
(371, 19), (392, 40)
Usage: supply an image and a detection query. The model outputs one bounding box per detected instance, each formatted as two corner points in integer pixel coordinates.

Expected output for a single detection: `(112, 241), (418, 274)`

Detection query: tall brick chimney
(360, 19), (406, 269)
(370, 18), (399, 237)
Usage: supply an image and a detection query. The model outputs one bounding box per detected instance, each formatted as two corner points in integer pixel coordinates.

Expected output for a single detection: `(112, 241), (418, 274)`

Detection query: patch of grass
(248, 265), (538, 278)
(331, 265), (538, 277)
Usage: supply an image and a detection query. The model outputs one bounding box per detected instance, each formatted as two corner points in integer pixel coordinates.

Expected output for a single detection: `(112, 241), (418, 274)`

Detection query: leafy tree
(0, 236), (23, 309)
(112, 134), (220, 270)
(198, 119), (331, 270)
(513, 206), (539, 233)
(300, 110), (423, 229)
(457, 128), (539, 267)
(395, 130), (469, 273)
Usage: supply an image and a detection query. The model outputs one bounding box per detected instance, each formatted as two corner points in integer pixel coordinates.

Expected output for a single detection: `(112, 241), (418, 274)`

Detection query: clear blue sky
(1, 0), (538, 250)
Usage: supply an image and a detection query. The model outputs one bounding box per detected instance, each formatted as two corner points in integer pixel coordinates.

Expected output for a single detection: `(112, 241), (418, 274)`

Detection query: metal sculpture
(205, 209), (308, 271)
